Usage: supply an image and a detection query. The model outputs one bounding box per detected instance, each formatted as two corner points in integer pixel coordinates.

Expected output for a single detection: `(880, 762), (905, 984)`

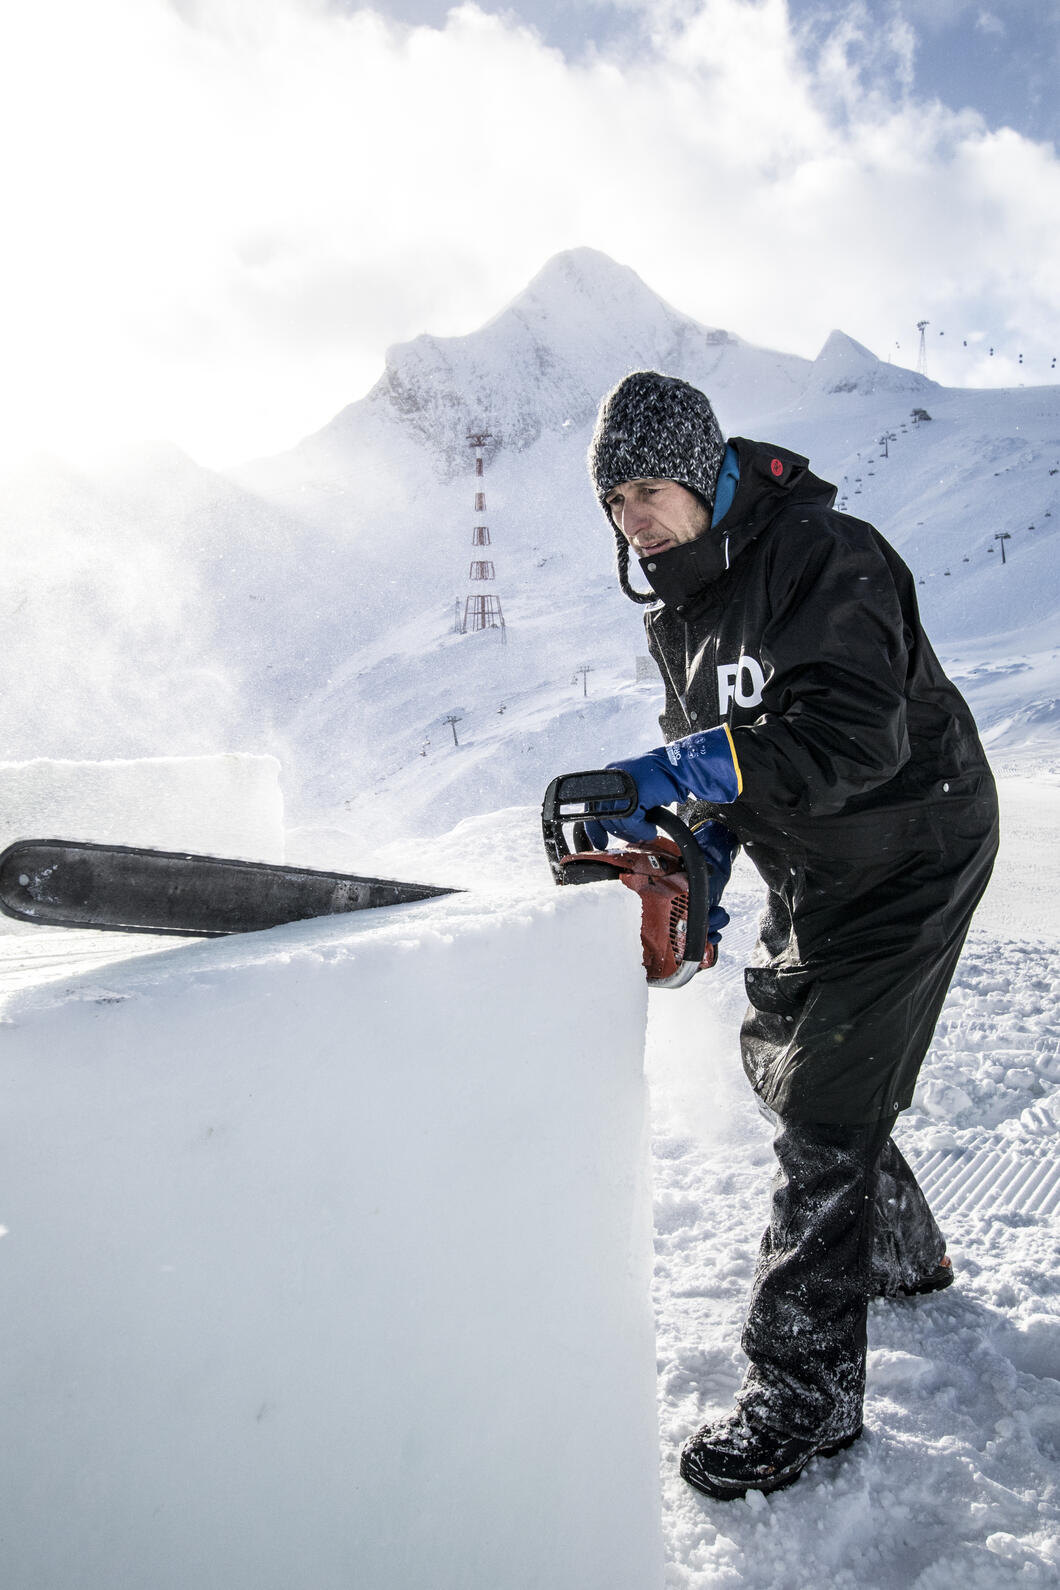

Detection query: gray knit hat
(588, 370), (726, 603)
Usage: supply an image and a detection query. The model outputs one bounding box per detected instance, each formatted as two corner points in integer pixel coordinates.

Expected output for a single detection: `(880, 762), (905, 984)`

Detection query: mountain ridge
(3, 247), (1058, 840)
(236, 248), (816, 492)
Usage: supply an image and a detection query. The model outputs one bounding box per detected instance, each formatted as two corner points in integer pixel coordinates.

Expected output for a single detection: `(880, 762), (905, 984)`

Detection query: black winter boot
(891, 1254), (954, 1296)
(680, 1408), (863, 1500)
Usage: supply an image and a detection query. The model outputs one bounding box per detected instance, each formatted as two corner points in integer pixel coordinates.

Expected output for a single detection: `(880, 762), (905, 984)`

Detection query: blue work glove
(691, 818), (740, 945)
(583, 727), (742, 848)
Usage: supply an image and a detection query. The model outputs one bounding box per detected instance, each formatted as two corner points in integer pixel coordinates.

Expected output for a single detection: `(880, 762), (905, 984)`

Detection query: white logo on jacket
(717, 656), (765, 713)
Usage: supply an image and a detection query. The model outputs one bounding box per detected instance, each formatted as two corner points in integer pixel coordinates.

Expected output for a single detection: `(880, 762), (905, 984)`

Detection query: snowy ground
(0, 774), (1057, 1586)
(648, 774), (1060, 1588)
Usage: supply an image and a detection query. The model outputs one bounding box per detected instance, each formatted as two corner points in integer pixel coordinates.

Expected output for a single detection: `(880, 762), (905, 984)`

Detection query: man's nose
(624, 499), (652, 539)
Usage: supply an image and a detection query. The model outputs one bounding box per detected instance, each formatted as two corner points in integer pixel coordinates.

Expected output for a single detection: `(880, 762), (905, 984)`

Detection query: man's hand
(583, 727), (741, 847)
(692, 819), (740, 945)
(583, 750), (685, 846)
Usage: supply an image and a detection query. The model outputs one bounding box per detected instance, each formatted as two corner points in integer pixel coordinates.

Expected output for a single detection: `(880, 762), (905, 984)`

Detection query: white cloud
(1, 0), (1058, 466)
(975, 10), (1005, 38)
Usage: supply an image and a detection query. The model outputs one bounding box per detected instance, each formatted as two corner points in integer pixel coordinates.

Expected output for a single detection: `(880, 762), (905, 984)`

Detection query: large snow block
(0, 754), (284, 903)
(0, 884), (663, 1590)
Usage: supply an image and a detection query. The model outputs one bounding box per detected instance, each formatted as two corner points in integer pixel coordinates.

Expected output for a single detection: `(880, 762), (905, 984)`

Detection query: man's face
(603, 478), (710, 558)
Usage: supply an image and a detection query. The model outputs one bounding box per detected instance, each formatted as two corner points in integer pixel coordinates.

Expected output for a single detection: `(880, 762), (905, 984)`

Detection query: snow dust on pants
(736, 1117), (944, 1442)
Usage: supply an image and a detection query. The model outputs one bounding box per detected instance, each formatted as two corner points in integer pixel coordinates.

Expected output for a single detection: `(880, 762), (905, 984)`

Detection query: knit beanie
(588, 371), (727, 603)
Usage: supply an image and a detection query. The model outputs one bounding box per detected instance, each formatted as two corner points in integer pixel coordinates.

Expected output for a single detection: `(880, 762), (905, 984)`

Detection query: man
(585, 370), (998, 1500)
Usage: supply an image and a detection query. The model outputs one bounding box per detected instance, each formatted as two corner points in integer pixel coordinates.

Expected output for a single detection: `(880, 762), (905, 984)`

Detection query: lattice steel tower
(461, 431), (505, 638)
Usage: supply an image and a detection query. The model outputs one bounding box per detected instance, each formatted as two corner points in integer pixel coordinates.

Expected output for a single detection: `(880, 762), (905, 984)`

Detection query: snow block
(0, 755), (285, 931)
(0, 883), (663, 1590)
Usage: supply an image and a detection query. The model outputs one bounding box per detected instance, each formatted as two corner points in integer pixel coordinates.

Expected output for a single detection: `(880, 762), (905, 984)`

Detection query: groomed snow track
(912, 1143), (1060, 1220)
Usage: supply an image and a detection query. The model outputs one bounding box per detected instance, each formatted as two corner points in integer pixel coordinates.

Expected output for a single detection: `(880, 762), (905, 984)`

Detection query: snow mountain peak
(498, 247), (692, 338)
(809, 328), (935, 396)
(296, 249), (811, 479)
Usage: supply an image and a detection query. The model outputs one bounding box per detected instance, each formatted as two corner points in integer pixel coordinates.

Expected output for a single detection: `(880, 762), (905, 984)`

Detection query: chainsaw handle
(643, 805), (711, 987)
(572, 820), (595, 854)
(541, 769), (640, 881)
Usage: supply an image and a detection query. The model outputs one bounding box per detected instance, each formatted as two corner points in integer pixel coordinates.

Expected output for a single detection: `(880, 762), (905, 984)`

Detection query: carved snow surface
(0, 878), (664, 1590)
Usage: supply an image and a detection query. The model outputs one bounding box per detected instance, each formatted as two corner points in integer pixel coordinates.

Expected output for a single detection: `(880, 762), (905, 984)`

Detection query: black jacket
(640, 437), (998, 1122)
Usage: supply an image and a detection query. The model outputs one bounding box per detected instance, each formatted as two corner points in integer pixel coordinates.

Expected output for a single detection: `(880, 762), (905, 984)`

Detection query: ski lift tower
(916, 320), (930, 376)
(461, 431), (506, 640)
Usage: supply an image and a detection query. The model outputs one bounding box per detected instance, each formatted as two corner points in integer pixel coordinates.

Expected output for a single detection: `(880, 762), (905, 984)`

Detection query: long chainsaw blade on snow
(0, 838), (458, 937)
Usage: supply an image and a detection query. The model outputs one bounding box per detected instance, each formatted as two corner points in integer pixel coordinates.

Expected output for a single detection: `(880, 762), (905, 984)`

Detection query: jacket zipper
(649, 614), (695, 735)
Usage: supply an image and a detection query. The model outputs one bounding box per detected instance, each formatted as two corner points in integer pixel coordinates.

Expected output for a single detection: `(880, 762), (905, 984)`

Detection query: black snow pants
(736, 1115), (945, 1442)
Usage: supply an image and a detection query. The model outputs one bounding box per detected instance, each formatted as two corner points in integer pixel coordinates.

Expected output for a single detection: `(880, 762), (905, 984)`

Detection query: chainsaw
(541, 768), (715, 988)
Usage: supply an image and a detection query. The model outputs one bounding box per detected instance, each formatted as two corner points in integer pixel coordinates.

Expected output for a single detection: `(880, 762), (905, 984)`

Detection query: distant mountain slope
(3, 248), (1058, 843)
(762, 380), (1060, 646)
(804, 330), (935, 397)
(246, 252), (1059, 840)
(235, 249), (812, 498)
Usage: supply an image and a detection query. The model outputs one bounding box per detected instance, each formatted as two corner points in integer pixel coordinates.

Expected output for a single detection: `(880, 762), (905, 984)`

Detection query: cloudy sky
(3, 0), (1058, 467)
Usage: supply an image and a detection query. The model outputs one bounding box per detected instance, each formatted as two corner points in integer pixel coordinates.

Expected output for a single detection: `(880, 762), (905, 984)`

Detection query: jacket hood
(637, 438), (837, 612)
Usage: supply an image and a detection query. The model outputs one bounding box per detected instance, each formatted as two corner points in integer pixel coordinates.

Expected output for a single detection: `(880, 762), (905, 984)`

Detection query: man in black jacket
(585, 370), (999, 1500)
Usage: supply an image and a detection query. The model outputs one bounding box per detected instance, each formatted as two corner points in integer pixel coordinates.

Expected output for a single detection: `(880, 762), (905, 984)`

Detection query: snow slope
(646, 775), (1060, 1588)
(3, 248), (1057, 839)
